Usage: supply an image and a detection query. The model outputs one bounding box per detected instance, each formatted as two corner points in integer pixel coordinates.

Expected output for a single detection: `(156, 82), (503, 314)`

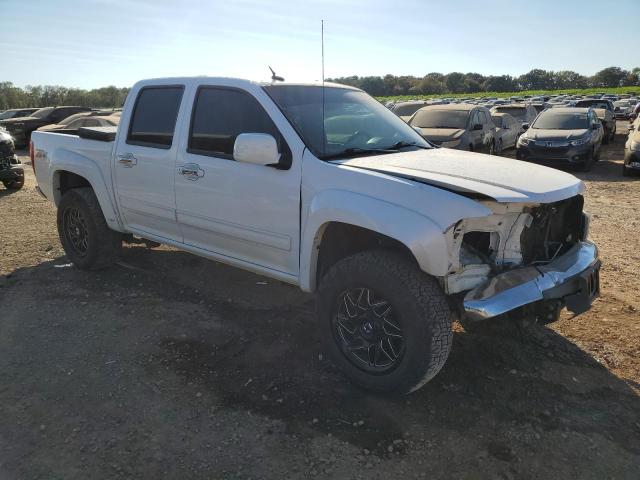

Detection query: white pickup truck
(31, 77), (600, 393)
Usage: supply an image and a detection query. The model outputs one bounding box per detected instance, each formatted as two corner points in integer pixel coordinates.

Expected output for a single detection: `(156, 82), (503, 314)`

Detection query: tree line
(1, 66), (639, 109)
(328, 67), (640, 96)
(0, 82), (129, 110)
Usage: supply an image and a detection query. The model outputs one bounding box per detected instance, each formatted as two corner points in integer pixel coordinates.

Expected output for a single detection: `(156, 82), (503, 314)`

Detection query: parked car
(613, 100), (633, 120)
(490, 104), (538, 129)
(530, 103), (547, 114)
(37, 112), (119, 135)
(574, 98), (614, 115)
(592, 108), (616, 144)
(0, 130), (24, 190)
(490, 112), (521, 153)
(0, 108), (39, 121)
(390, 100), (429, 122)
(0, 106), (92, 147)
(623, 117), (640, 176)
(31, 77), (600, 394)
(408, 104), (497, 154)
(516, 108), (603, 171)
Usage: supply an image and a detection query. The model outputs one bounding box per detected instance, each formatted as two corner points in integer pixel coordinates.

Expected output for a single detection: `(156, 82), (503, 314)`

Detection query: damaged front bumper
(463, 241), (600, 322)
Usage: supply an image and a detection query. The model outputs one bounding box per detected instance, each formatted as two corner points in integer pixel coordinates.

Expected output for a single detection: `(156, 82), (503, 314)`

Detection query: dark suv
(516, 108), (603, 171)
(574, 99), (616, 143)
(0, 106), (92, 147)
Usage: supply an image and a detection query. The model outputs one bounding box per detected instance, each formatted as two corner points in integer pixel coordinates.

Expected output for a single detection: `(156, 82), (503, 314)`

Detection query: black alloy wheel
(333, 287), (404, 373)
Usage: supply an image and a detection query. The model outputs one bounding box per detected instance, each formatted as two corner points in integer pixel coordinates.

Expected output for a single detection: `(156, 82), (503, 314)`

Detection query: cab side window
(188, 87), (291, 168)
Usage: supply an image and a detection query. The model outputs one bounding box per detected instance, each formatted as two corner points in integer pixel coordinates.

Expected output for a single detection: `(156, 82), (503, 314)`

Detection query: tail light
(29, 141), (35, 173)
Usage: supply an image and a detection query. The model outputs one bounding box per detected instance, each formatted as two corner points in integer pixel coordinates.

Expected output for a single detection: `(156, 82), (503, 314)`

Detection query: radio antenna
(268, 65), (284, 83)
(321, 19), (326, 157)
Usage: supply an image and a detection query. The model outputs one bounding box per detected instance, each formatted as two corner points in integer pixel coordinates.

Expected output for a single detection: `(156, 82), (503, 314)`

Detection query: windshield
(263, 85), (429, 159)
(391, 103), (425, 117)
(0, 111), (16, 120)
(31, 107), (54, 119)
(491, 116), (503, 128)
(532, 112), (589, 130)
(493, 107), (526, 120)
(409, 109), (469, 129)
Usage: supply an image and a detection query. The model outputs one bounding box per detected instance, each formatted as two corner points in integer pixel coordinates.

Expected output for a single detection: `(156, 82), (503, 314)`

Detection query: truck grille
(520, 195), (585, 265)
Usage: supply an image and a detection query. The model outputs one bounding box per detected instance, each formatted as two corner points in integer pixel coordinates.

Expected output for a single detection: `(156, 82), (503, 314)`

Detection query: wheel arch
(51, 155), (124, 232)
(300, 190), (450, 292)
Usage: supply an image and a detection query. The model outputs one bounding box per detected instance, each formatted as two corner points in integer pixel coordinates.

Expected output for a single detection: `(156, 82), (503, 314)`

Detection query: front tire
(317, 250), (452, 394)
(57, 187), (122, 270)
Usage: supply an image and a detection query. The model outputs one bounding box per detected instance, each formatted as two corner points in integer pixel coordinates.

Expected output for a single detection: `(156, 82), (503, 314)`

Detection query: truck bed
(31, 129), (116, 204)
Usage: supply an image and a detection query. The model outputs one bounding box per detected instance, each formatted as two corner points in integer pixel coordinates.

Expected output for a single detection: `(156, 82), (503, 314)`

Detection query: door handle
(178, 163), (205, 181)
(117, 153), (137, 167)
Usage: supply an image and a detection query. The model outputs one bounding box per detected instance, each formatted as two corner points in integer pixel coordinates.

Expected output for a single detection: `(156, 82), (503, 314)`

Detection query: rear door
(113, 85), (187, 242)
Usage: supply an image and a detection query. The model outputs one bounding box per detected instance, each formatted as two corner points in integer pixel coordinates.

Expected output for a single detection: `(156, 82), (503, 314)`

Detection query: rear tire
(57, 187), (122, 270)
(317, 250), (452, 394)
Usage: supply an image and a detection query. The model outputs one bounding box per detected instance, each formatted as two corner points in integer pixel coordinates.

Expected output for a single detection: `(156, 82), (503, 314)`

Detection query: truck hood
(335, 148), (584, 203)
(523, 128), (588, 141)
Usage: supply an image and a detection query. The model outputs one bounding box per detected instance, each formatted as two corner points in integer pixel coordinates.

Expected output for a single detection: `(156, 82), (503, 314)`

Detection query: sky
(1, 0), (638, 89)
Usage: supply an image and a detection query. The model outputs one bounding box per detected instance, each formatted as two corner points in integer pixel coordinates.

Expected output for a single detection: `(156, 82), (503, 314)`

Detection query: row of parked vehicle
(388, 92), (639, 173)
(0, 106), (121, 190)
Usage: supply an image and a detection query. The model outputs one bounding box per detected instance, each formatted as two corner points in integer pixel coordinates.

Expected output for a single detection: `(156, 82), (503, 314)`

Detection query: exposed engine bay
(444, 195), (588, 294)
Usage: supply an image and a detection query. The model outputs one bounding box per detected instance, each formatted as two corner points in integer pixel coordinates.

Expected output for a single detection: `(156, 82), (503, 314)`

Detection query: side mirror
(233, 133), (280, 166)
(522, 123), (530, 131)
(473, 124), (483, 131)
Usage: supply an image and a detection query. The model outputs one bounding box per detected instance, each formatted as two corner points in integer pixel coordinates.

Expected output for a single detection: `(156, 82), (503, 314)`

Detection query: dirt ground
(1, 123), (638, 479)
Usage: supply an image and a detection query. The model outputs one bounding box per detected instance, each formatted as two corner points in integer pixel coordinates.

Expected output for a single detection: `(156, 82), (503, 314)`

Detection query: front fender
(50, 150), (123, 232)
(300, 189), (451, 292)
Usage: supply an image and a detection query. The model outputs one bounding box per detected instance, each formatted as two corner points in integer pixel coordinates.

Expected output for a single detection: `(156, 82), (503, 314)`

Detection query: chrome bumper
(463, 241), (600, 322)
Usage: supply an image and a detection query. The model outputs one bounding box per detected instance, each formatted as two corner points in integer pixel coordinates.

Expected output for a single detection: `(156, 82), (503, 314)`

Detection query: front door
(114, 85), (186, 242)
(174, 86), (301, 276)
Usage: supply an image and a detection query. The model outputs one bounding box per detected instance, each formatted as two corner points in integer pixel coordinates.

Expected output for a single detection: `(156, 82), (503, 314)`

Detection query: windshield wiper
(386, 141), (431, 150)
(320, 147), (398, 161)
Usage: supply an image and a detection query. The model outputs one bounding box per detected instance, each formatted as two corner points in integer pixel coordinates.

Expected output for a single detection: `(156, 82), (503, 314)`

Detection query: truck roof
(133, 76), (360, 91)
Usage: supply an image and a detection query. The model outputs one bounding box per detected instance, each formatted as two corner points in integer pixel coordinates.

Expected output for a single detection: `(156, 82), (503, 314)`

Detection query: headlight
(441, 139), (461, 148)
(569, 136), (589, 146)
(630, 140), (640, 152)
(517, 136), (532, 146)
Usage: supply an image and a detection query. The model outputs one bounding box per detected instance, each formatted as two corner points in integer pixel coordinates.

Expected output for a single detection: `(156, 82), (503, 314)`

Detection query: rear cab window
(127, 86), (185, 149)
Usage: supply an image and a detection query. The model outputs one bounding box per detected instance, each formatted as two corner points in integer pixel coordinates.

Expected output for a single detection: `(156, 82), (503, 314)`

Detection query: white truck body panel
(337, 147), (584, 203)
(32, 76), (587, 294)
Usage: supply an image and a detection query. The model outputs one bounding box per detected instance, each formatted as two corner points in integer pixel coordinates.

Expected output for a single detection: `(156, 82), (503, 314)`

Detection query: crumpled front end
(442, 195), (599, 320)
